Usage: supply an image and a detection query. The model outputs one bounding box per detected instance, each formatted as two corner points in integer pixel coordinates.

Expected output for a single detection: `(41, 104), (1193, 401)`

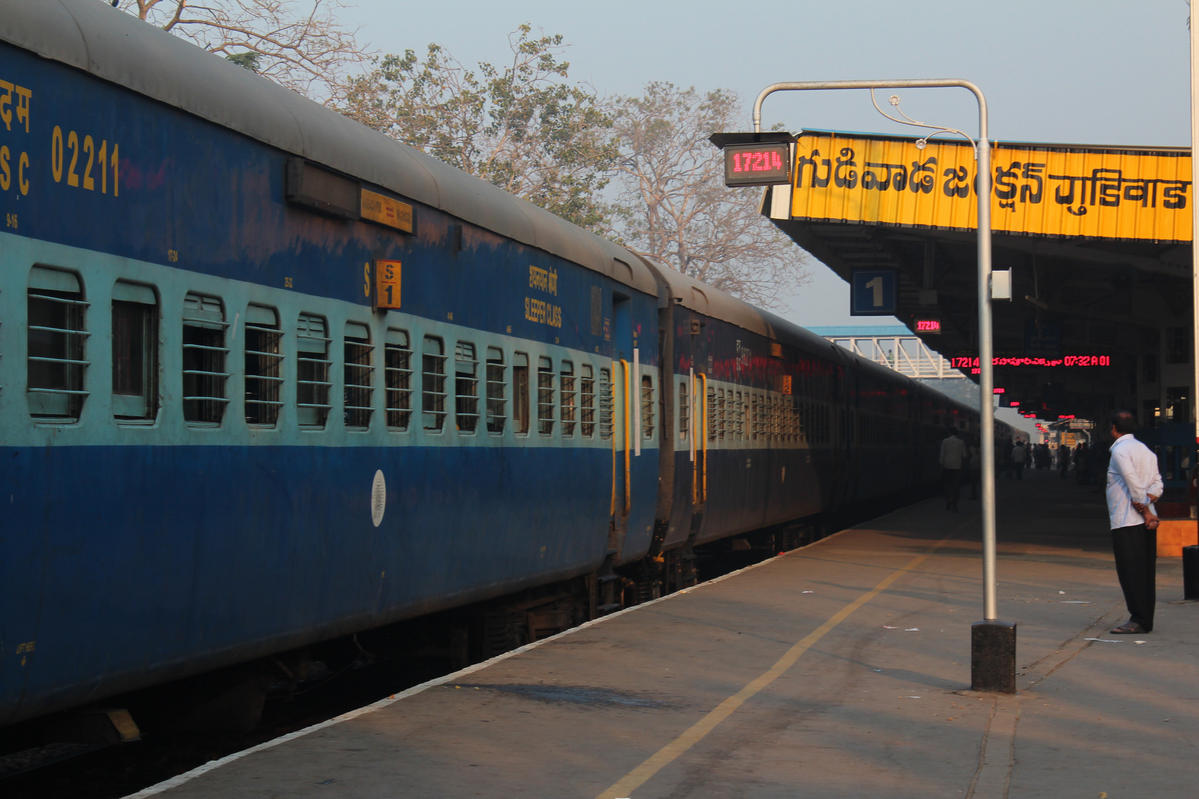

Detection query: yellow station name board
(789, 131), (1192, 242)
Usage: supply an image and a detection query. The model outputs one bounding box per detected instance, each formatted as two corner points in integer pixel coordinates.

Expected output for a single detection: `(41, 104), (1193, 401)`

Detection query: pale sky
(335, 0), (1191, 328)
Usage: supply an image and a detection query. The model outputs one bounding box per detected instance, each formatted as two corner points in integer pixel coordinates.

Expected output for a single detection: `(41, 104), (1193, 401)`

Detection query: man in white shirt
(1105, 410), (1164, 634)
(939, 427), (966, 511)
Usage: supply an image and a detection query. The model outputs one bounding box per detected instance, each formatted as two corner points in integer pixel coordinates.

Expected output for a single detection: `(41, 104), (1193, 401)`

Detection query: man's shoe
(1110, 622), (1147, 634)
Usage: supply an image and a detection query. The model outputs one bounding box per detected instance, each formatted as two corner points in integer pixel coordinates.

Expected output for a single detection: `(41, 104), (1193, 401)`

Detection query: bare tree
(114, 0), (369, 102)
(337, 25), (618, 232)
(611, 82), (807, 309)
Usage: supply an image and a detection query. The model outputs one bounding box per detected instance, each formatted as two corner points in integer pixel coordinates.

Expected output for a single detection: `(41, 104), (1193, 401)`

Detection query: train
(0, 0), (996, 733)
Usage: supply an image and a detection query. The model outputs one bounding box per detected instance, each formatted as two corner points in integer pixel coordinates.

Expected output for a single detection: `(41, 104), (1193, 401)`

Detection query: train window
(537, 356), (555, 436)
(640, 374), (654, 439)
(580, 364), (596, 437)
(598, 367), (613, 440)
(717, 389), (726, 441)
(485, 347), (506, 434)
(112, 281), (158, 422)
(182, 292), (229, 425)
(561, 361), (576, 437)
(422, 335), (447, 432)
(296, 313), (332, 428)
(512, 353), (529, 434)
(678, 379), (689, 441)
(385, 329), (413, 431)
(27, 266), (89, 422)
(707, 386), (717, 443)
(344, 322), (373, 430)
(244, 304), (283, 427)
(455, 341), (479, 433)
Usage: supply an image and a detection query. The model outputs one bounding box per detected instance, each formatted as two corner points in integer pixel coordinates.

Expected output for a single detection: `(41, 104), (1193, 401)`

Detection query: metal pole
(1191, 16), (1199, 448)
(754, 80), (998, 622)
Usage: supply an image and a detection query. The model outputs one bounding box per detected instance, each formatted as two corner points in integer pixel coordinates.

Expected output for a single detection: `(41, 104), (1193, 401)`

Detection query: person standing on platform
(1105, 410), (1163, 635)
(966, 437), (979, 499)
(939, 427), (966, 511)
(1010, 439), (1027, 479)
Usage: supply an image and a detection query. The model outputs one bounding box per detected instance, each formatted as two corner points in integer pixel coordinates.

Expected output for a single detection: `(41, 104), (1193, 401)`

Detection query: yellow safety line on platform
(595, 540), (947, 799)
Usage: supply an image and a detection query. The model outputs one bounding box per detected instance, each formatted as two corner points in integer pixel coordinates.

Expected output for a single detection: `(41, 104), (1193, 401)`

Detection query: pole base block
(971, 620), (1017, 693)
(1183, 545), (1199, 600)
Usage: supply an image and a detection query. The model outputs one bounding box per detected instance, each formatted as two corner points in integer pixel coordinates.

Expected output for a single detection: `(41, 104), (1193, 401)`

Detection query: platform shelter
(757, 129), (1193, 433)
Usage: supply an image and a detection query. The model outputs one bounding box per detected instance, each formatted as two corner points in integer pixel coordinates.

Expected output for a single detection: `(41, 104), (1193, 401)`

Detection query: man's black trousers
(1111, 523), (1157, 631)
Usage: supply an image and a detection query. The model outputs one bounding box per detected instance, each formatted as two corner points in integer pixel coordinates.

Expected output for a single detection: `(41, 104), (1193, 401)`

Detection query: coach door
(607, 292), (633, 558)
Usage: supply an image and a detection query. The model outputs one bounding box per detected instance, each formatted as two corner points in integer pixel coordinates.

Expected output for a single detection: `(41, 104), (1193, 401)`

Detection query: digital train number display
(723, 142), (791, 186)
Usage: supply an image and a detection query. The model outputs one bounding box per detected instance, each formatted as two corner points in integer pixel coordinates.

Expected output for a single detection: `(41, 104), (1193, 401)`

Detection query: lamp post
(1191, 11), (1199, 454)
(752, 80), (1015, 692)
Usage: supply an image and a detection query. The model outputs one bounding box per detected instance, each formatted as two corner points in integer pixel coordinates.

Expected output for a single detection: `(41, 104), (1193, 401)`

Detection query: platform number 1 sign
(850, 269), (897, 316)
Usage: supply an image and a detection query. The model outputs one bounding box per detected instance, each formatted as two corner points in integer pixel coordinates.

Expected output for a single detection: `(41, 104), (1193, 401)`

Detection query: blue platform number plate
(850, 269), (897, 316)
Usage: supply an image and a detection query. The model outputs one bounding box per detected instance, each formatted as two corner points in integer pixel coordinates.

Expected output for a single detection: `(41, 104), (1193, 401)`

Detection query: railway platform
(130, 469), (1198, 799)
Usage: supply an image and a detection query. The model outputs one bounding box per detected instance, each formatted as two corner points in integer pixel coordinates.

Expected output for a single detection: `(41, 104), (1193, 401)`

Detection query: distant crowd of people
(995, 438), (1101, 483)
(938, 431), (1105, 511)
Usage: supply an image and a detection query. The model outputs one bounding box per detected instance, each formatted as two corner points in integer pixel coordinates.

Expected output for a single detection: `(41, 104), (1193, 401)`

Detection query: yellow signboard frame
(789, 131), (1191, 242)
(361, 187), (414, 233)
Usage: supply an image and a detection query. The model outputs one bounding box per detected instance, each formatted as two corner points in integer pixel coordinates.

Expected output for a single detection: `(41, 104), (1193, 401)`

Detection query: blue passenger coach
(0, 1), (661, 727)
(0, 1), (986, 732)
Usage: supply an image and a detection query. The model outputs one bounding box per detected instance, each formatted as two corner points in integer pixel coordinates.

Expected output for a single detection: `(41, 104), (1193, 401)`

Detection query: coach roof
(0, 0), (657, 294)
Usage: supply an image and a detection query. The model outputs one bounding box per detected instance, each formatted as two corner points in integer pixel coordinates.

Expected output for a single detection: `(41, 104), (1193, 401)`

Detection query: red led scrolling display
(914, 319), (941, 333)
(952, 354), (1112, 374)
(723, 143), (791, 186)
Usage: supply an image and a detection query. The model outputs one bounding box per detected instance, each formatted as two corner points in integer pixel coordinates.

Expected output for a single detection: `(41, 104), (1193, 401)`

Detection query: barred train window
(677, 379), (689, 441)
(641, 375), (654, 439)
(485, 347), (506, 434)
(27, 266), (88, 421)
(296, 313), (331, 428)
(717, 389), (726, 440)
(513, 352), (529, 434)
(244, 304), (283, 426)
(385, 329), (412, 431)
(579, 364), (595, 437)
(112, 282), (159, 421)
(422, 335), (446, 431)
(707, 386), (717, 443)
(560, 361), (576, 436)
(344, 321), (373, 430)
(598, 367), (613, 440)
(455, 341), (479, 433)
(182, 292), (229, 425)
(537, 356), (555, 435)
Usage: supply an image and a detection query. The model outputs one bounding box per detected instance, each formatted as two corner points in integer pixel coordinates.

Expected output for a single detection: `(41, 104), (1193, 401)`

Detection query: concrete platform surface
(130, 470), (1198, 799)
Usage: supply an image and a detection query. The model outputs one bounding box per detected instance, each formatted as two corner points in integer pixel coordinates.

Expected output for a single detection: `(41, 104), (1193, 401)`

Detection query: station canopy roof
(761, 129), (1192, 423)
